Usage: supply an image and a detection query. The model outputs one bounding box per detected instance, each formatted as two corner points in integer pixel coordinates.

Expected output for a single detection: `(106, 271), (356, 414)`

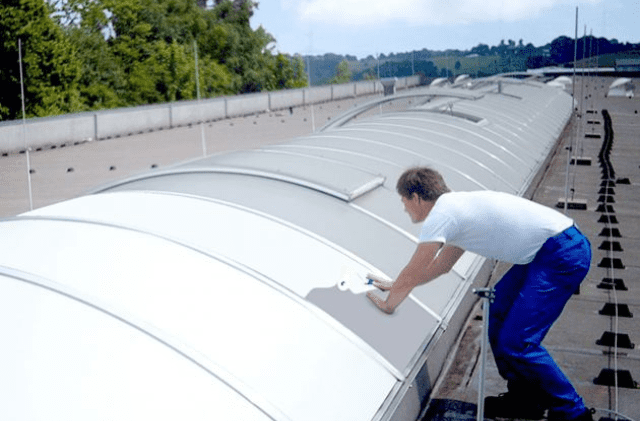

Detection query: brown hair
(396, 167), (450, 201)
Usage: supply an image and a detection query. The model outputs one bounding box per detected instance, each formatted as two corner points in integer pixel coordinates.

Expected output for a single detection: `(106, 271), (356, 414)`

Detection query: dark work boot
(548, 407), (595, 421)
(484, 392), (546, 420)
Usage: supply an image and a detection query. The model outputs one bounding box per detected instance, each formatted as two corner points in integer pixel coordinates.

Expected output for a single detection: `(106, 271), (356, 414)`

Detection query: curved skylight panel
(0, 219), (397, 421)
(461, 99), (539, 136)
(103, 172), (417, 279)
(482, 96), (552, 136)
(177, 150), (385, 202)
(361, 116), (529, 178)
(263, 142), (406, 183)
(350, 123), (526, 188)
(277, 137), (488, 192)
(26, 191), (389, 299)
(327, 127), (518, 192)
(484, 87), (571, 136)
(0, 273), (274, 421)
(452, 103), (542, 155)
(393, 113), (536, 167)
(21, 192), (460, 375)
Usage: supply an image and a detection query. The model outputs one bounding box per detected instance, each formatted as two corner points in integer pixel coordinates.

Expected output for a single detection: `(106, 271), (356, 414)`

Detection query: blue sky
(250, 0), (639, 59)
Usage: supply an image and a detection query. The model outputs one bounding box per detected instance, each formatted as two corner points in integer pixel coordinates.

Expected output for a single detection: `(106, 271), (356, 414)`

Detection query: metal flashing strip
(488, 76), (545, 89)
(93, 166), (384, 202)
(408, 295), (444, 324)
(0, 264), (290, 421)
(432, 108), (488, 124)
(488, 91), (524, 100)
(319, 89), (486, 132)
(15, 200), (405, 381)
(253, 148), (388, 200)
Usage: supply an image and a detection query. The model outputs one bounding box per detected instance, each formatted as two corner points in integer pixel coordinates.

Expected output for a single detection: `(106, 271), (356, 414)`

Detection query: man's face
(401, 194), (423, 223)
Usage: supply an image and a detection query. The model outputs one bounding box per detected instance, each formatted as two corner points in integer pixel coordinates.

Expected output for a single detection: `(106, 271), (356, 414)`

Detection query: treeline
(0, 0), (307, 121)
(305, 35), (640, 85)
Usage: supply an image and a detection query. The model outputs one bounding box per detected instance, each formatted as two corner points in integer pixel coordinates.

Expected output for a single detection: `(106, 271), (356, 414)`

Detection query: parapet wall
(0, 76), (420, 154)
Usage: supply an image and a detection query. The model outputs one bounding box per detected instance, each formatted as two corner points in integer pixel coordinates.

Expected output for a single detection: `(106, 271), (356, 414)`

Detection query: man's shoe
(548, 408), (595, 421)
(484, 392), (546, 420)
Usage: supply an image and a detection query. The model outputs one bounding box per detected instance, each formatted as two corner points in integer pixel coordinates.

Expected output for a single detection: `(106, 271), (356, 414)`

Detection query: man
(367, 167), (593, 421)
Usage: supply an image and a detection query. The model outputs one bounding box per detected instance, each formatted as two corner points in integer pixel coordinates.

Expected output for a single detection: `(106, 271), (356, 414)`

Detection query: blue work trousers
(489, 226), (591, 418)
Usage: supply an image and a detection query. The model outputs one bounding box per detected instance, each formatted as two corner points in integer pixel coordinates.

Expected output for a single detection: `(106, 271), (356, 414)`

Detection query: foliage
(305, 35), (640, 85)
(0, 0), (307, 120)
(273, 54), (307, 89)
(4, 0), (638, 121)
(0, 0), (82, 120)
(329, 59), (352, 84)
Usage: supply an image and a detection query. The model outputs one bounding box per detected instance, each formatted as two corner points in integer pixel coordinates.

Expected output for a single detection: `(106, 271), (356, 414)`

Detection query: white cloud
(290, 0), (601, 26)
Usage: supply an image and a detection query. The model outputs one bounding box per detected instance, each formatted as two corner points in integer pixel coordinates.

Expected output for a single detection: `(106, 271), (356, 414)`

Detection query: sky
(250, 0), (639, 59)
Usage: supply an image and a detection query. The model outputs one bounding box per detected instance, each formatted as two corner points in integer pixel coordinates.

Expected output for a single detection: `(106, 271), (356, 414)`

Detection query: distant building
(616, 59), (640, 71)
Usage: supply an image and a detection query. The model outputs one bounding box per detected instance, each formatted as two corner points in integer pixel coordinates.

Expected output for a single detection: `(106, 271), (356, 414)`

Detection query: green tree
(362, 69), (377, 81)
(288, 55), (308, 88)
(272, 54), (307, 89)
(329, 59), (352, 84)
(4, 0), (309, 119)
(67, 0), (233, 106)
(208, 1), (278, 92)
(67, 31), (126, 109)
(0, 0), (82, 120)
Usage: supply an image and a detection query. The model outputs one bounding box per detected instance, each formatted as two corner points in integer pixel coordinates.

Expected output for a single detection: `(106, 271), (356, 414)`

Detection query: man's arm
(367, 243), (464, 314)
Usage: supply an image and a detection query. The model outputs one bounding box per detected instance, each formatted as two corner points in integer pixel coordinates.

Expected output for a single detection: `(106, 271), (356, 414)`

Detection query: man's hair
(396, 167), (450, 201)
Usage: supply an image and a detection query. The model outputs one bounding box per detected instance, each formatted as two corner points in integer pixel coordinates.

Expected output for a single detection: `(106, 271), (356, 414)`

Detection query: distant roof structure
(430, 77), (450, 87)
(607, 77), (634, 97)
(615, 58), (640, 71)
(547, 76), (573, 88)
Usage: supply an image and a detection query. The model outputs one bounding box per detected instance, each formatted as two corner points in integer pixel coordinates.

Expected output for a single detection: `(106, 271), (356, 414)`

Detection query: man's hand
(366, 273), (393, 291)
(367, 289), (394, 314)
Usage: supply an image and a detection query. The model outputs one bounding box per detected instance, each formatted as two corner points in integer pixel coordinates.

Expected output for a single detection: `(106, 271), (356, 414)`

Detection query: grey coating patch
(306, 286), (439, 372)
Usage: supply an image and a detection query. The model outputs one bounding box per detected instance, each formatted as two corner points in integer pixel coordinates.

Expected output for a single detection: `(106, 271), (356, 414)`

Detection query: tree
(549, 36), (575, 64)
(471, 43), (490, 56)
(0, 0), (82, 120)
(329, 59), (351, 84)
(273, 54), (307, 89)
(207, 1), (280, 93)
(63, 0), (235, 106)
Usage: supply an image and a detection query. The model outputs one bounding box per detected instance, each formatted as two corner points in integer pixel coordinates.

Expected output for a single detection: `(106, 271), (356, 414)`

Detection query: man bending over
(367, 167), (593, 421)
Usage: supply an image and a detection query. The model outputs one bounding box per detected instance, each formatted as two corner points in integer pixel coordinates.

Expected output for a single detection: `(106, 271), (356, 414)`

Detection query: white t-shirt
(419, 191), (574, 264)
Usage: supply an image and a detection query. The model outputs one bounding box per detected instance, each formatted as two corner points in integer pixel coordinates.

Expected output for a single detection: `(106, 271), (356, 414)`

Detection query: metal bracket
(473, 287), (495, 302)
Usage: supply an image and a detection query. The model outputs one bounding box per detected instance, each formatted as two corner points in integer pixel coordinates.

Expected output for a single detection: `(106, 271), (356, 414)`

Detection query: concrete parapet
(0, 76), (420, 154)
